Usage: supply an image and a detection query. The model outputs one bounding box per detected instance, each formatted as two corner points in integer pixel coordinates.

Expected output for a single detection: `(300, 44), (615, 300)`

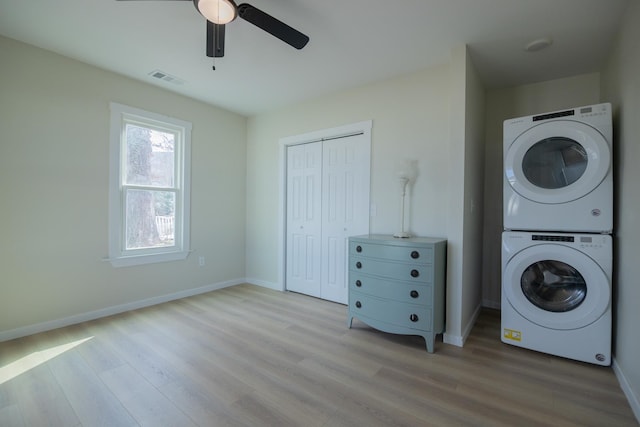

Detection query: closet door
(286, 143), (322, 298)
(321, 134), (370, 303)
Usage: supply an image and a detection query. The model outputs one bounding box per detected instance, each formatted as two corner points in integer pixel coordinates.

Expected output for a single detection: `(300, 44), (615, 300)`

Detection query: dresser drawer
(350, 291), (432, 331)
(349, 241), (433, 265)
(349, 272), (433, 306)
(350, 256), (433, 283)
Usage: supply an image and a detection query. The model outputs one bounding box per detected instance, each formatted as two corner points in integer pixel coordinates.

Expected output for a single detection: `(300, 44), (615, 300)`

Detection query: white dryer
(501, 231), (611, 366)
(504, 103), (612, 233)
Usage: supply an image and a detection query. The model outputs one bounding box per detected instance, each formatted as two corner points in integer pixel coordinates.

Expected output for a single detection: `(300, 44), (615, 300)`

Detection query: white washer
(501, 231), (611, 366)
(504, 103), (612, 233)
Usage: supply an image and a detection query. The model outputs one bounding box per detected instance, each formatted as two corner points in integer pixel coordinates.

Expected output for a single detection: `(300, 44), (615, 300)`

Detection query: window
(109, 103), (191, 267)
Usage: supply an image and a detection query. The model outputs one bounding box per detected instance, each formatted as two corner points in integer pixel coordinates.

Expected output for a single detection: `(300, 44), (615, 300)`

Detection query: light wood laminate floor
(0, 283), (636, 426)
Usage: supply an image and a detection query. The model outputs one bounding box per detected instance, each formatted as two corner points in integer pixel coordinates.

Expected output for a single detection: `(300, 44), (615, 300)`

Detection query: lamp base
(393, 231), (412, 238)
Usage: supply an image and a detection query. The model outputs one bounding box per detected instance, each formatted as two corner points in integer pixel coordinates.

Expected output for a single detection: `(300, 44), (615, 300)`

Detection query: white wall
(601, 0), (640, 419)
(0, 37), (248, 338)
(481, 73), (601, 308)
(444, 46), (486, 345)
(460, 48), (486, 340)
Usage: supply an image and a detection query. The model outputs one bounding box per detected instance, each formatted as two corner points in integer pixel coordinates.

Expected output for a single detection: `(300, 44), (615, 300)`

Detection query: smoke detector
(524, 37), (553, 52)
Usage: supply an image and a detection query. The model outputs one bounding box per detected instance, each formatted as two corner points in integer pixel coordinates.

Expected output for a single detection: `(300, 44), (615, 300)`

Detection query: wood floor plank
(68, 321), (127, 375)
(99, 364), (197, 427)
(7, 363), (80, 427)
(0, 403), (24, 427)
(298, 355), (467, 426)
(0, 283), (636, 427)
(157, 378), (252, 427)
(47, 349), (138, 426)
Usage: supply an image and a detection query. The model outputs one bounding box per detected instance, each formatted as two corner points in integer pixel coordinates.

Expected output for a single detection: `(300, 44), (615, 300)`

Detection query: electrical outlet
(198, 256), (205, 267)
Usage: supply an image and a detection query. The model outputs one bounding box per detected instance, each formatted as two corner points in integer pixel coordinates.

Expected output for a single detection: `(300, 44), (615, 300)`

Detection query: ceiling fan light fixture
(194, 0), (237, 25)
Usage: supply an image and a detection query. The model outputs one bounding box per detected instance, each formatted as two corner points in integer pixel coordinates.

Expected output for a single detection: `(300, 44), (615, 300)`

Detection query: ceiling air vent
(148, 69), (185, 85)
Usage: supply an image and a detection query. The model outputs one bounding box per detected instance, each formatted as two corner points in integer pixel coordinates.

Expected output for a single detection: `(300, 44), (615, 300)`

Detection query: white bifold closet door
(286, 133), (370, 304)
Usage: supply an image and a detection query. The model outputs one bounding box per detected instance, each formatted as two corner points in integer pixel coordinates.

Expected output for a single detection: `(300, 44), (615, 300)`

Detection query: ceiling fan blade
(115, 0), (190, 2)
(237, 3), (309, 50)
(206, 21), (225, 57)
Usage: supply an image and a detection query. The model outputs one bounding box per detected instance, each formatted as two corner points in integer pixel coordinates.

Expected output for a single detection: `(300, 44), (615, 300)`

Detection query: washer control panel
(530, 233), (609, 249)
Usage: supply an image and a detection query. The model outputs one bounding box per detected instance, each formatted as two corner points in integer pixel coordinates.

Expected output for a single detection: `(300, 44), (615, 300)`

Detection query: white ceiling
(0, 0), (630, 116)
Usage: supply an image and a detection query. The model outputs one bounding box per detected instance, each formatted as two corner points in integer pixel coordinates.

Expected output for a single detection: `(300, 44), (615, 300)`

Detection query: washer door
(505, 121), (610, 204)
(503, 244), (610, 330)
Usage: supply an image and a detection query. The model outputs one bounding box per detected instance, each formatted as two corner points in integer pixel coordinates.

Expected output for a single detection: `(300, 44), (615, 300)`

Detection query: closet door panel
(286, 143), (322, 298)
(321, 135), (370, 303)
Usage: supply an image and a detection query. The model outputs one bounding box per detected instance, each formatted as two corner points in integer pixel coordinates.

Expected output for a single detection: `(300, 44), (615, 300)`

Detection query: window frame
(108, 102), (192, 267)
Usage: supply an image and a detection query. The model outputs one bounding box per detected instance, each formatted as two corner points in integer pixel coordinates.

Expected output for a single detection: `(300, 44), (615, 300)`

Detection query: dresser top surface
(350, 234), (446, 246)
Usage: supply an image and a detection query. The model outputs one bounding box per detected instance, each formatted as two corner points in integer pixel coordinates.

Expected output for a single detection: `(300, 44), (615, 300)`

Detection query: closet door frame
(278, 120), (372, 296)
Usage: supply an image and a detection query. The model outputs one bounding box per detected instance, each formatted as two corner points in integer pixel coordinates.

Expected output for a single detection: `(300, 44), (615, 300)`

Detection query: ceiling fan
(117, 0), (309, 61)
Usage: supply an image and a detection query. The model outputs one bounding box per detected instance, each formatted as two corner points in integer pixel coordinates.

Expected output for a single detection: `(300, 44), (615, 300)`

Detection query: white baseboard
(444, 303), (483, 347)
(443, 332), (464, 347)
(245, 278), (283, 291)
(612, 357), (640, 424)
(463, 303), (483, 342)
(0, 279), (243, 343)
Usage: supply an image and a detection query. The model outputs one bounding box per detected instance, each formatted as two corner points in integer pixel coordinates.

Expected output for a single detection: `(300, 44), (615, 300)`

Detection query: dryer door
(504, 121), (610, 204)
(503, 244), (610, 330)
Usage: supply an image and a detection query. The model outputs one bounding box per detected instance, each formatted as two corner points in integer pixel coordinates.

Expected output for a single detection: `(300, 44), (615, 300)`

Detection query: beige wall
(481, 73), (601, 308)
(601, 0), (640, 418)
(0, 37), (247, 337)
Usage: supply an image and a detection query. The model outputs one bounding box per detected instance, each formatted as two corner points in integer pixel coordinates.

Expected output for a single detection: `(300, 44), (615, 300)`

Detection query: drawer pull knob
(410, 269), (419, 278)
(356, 262), (362, 269)
(355, 301), (362, 308)
(410, 290), (419, 298)
(411, 250), (420, 259)
(355, 280), (362, 287)
(410, 314), (419, 322)
(356, 245), (362, 253)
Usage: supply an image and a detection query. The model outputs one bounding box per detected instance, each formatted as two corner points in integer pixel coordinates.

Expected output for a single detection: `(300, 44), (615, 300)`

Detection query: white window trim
(108, 102), (192, 268)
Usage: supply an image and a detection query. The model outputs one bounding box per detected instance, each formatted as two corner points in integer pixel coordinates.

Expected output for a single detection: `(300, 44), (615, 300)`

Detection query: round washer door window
(521, 259), (587, 312)
(503, 244), (609, 330)
(505, 121), (610, 204)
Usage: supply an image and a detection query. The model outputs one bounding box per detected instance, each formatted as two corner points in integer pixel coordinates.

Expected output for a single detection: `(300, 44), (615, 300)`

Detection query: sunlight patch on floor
(0, 336), (93, 384)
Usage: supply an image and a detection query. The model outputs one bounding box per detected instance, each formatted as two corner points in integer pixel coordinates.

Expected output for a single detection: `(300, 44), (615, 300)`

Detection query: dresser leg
(347, 316), (353, 328)
(424, 334), (435, 353)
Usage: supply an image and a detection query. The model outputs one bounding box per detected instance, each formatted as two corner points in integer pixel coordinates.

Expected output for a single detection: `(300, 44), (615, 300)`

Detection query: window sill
(108, 250), (190, 268)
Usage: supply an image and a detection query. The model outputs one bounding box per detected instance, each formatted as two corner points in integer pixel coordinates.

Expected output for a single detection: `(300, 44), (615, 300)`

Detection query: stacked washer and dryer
(501, 103), (613, 366)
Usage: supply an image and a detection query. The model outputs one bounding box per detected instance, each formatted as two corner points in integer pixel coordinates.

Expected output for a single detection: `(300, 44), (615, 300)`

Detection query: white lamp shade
(195, 0), (237, 24)
(395, 159), (417, 181)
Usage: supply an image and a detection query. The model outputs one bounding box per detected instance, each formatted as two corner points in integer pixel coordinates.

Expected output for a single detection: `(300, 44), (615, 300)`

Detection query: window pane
(125, 124), (175, 187)
(125, 189), (176, 250)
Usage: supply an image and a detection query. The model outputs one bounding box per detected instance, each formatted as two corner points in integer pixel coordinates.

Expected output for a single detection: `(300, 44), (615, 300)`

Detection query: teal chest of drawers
(347, 234), (447, 353)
